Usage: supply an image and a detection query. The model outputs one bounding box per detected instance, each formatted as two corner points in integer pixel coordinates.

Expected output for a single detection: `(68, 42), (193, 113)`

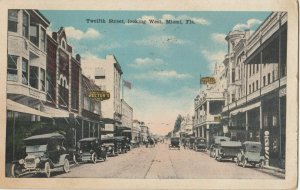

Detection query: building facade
(81, 55), (123, 135)
(221, 12), (287, 168)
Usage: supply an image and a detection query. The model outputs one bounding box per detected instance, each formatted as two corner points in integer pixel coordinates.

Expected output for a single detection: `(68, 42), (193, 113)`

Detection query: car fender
(59, 154), (69, 165)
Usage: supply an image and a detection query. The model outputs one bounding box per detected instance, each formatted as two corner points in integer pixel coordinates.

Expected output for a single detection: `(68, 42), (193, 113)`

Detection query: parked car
(169, 137), (180, 150)
(236, 141), (264, 168)
(77, 137), (107, 163)
(214, 141), (242, 162)
(209, 136), (230, 158)
(10, 133), (70, 178)
(194, 137), (207, 151)
(102, 136), (118, 157)
(115, 136), (130, 153)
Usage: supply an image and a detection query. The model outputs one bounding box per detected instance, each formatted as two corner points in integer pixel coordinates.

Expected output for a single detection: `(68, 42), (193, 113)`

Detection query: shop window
(30, 25), (39, 47)
(40, 68), (45, 91)
(22, 58), (28, 84)
(22, 12), (29, 38)
(40, 28), (46, 51)
(7, 55), (18, 81)
(29, 66), (39, 89)
(8, 10), (18, 32)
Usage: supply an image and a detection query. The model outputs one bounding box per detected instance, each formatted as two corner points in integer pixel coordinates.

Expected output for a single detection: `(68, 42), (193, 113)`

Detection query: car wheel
(236, 159), (240, 166)
(92, 153), (97, 164)
(103, 154), (107, 161)
(112, 149), (115, 157)
(216, 156), (221, 162)
(44, 162), (51, 178)
(242, 158), (247, 168)
(63, 159), (70, 173)
(259, 160), (264, 169)
(11, 163), (21, 178)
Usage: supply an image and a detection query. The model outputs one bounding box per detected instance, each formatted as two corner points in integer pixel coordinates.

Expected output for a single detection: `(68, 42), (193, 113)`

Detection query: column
(206, 124), (210, 147)
(207, 101), (210, 116)
(202, 126), (205, 138)
(246, 111), (248, 141)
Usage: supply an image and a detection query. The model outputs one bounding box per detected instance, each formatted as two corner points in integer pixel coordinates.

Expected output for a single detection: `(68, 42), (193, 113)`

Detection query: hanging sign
(88, 90), (110, 101)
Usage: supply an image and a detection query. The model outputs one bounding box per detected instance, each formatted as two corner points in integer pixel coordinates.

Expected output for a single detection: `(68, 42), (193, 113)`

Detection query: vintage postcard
(0, 0), (298, 189)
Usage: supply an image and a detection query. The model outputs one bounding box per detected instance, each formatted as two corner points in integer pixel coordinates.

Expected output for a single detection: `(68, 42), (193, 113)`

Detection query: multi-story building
(117, 99), (133, 138)
(222, 12), (287, 168)
(6, 9), (50, 161)
(81, 55), (123, 135)
(132, 120), (142, 142)
(193, 63), (226, 147)
(140, 125), (149, 143)
(180, 114), (193, 138)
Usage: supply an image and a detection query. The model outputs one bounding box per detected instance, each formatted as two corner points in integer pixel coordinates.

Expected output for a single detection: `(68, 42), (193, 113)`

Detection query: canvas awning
(230, 102), (261, 115)
(7, 99), (52, 118)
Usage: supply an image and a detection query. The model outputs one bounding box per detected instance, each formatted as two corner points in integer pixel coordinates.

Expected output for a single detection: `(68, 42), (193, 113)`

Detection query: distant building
(140, 125), (149, 142)
(180, 114), (193, 138)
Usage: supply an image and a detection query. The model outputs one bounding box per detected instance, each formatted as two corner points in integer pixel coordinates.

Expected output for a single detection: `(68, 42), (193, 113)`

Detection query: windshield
(80, 141), (96, 150)
(26, 145), (47, 153)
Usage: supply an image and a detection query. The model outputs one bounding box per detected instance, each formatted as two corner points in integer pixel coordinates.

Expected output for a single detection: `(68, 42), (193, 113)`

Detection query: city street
(54, 142), (280, 179)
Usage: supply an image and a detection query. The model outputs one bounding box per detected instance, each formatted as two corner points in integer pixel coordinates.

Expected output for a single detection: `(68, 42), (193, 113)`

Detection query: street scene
(5, 9), (287, 179)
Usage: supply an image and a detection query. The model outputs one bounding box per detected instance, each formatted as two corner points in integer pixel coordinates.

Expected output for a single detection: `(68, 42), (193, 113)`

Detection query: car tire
(11, 163), (21, 178)
(259, 160), (264, 169)
(92, 153), (97, 164)
(103, 154), (107, 161)
(63, 159), (70, 173)
(236, 159), (240, 166)
(44, 162), (51, 178)
(242, 158), (247, 168)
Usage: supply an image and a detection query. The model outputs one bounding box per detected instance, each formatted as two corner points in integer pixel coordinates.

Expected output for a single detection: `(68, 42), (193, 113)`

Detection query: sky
(41, 10), (270, 135)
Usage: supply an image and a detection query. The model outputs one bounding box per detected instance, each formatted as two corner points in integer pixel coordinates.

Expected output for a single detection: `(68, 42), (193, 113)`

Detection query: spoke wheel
(44, 162), (51, 178)
(92, 153), (97, 164)
(11, 164), (21, 178)
(63, 159), (70, 173)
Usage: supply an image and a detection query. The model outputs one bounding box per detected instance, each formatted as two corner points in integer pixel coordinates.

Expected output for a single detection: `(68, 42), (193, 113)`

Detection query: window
(231, 69), (235, 83)
(253, 64), (255, 74)
(249, 85), (251, 93)
(256, 80), (258, 90)
(22, 12), (29, 38)
(40, 69), (45, 91)
(8, 10), (18, 32)
(252, 82), (254, 92)
(40, 28), (46, 51)
(249, 65), (251, 76)
(231, 94), (235, 103)
(7, 55), (18, 81)
(272, 70), (275, 82)
(267, 73), (271, 84)
(46, 72), (53, 101)
(263, 76), (266, 86)
(22, 58), (28, 84)
(71, 90), (78, 110)
(30, 25), (39, 46)
(29, 66), (39, 89)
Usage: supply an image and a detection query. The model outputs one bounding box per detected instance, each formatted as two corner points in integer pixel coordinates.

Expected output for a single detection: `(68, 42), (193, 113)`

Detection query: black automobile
(209, 136), (230, 158)
(115, 136), (130, 153)
(169, 137), (180, 150)
(189, 137), (195, 149)
(10, 133), (71, 178)
(77, 137), (107, 164)
(102, 136), (118, 157)
(194, 137), (207, 151)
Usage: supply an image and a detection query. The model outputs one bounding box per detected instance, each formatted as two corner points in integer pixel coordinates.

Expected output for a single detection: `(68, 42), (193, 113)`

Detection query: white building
(82, 55), (123, 133)
(180, 114), (193, 137)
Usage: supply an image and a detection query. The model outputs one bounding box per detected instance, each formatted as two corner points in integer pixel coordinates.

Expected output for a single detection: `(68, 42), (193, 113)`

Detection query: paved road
(55, 142), (279, 179)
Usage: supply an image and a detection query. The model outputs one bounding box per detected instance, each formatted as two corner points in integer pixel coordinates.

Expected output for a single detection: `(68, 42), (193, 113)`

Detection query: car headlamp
(18, 159), (25, 165)
(35, 157), (41, 164)
(79, 150), (82, 154)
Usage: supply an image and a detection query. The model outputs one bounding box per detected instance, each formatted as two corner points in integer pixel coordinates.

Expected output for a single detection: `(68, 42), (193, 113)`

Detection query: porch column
(81, 119), (84, 139)
(246, 111), (248, 141)
(206, 124), (210, 147)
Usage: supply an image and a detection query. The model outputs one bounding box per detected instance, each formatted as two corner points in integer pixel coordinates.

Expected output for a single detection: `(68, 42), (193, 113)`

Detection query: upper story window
(30, 24), (39, 47)
(29, 66), (39, 89)
(40, 68), (45, 91)
(22, 12), (29, 38)
(7, 54), (18, 81)
(22, 58), (28, 85)
(40, 28), (46, 51)
(61, 38), (66, 49)
(8, 10), (18, 32)
(231, 69), (235, 83)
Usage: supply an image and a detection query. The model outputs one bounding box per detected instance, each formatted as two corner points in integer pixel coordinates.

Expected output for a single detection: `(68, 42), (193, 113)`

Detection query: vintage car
(115, 136), (130, 153)
(188, 137), (195, 149)
(236, 141), (264, 168)
(102, 136), (118, 157)
(77, 137), (107, 163)
(214, 141), (242, 162)
(194, 137), (207, 151)
(169, 137), (180, 150)
(10, 133), (70, 178)
(209, 136), (230, 158)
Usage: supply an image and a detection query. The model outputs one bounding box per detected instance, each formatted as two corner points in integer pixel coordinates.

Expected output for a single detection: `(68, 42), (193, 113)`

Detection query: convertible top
(213, 136), (230, 144)
(24, 133), (64, 141)
(79, 137), (98, 142)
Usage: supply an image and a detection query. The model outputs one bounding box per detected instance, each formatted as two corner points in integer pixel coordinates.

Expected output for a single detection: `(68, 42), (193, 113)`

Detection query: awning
(117, 126), (131, 130)
(42, 105), (69, 118)
(230, 102), (261, 115)
(122, 130), (132, 133)
(100, 118), (122, 124)
(7, 99), (52, 118)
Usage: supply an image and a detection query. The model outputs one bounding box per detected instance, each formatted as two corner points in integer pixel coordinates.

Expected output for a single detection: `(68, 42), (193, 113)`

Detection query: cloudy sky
(41, 10), (270, 135)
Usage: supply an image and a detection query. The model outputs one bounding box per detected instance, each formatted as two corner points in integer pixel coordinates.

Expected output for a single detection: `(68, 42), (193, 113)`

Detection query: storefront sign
(200, 77), (216, 84)
(88, 90), (110, 101)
